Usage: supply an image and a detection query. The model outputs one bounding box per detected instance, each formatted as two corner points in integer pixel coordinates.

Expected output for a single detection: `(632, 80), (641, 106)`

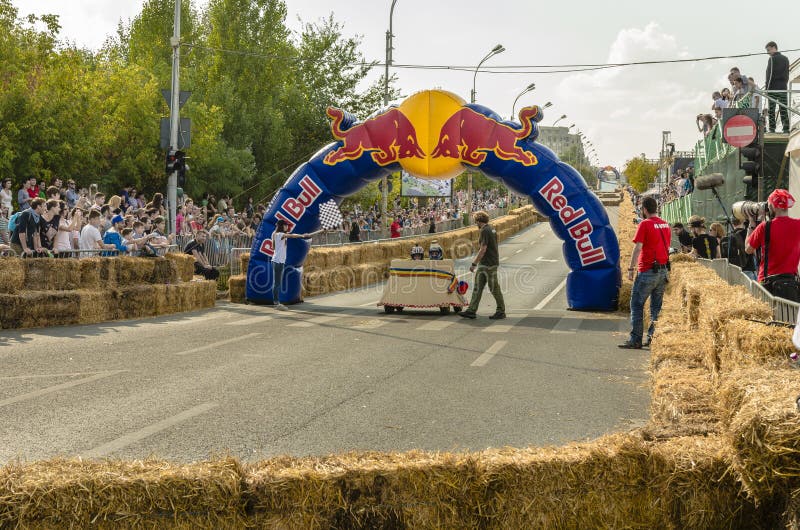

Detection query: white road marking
(483, 317), (523, 333)
(471, 340), (507, 367)
(82, 402), (218, 458)
(515, 249), (522, 254)
(551, 317), (580, 334)
(417, 319), (455, 331)
(0, 372), (100, 380)
(536, 256), (558, 263)
(350, 319), (387, 330)
(174, 333), (261, 355)
(534, 279), (567, 311)
(226, 315), (273, 326)
(358, 300), (379, 307)
(529, 241), (535, 246)
(0, 371), (127, 408)
(500, 257), (509, 262)
(288, 315), (341, 328)
(169, 312), (230, 325)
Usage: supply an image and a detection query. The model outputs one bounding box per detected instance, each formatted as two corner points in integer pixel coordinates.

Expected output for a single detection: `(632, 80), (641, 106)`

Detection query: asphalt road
(0, 207), (649, 462)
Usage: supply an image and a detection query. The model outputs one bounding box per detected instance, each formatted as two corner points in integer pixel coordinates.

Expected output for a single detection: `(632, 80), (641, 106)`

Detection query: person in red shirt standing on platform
(620, 196), (671, 349)
(745, 189), (800, 301)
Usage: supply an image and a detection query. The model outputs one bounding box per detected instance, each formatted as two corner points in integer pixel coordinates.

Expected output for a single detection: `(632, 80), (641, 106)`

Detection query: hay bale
(0, 458), (245, 528)
(0, 291), (81, 329)
(239, 253), (250, 273)
(245, 450), (483, 529)
(79, 257), (115, 289)
(478, 433), (761, 528)
(113, 285), (159, 319)
(228, 275), (246, 304)
(647, 363), (719, 437)
(0, 258), (24, 294)
(150, 256), (179, 284)
(328, 266), (354, 291)
(340, 245), (362, 266)
(23, 258), (83, 291)
(77, 290), (112, 325)
(720, 368), (800, 504)
(165, 253), (194, 283)
(360, 243), (383, 263)
(718, 319), (794, 371)
(115, 257), (156, 286)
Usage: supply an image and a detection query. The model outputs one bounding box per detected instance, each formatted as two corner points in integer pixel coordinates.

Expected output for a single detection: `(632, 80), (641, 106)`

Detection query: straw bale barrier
(615, 197), (636, 311)
(0, 256), (215, 329)
(231, 207), (540, 302)
(0, 458), (246, 528)
(718, 319), (794, 371)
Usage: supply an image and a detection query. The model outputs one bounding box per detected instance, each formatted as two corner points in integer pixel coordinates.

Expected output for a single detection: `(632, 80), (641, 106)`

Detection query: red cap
(768, 189), (795, 210)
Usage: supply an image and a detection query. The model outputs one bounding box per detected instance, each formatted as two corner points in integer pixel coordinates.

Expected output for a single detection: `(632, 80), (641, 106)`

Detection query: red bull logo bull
(431, 106), (542, 167)
(324, 107), (425, 166)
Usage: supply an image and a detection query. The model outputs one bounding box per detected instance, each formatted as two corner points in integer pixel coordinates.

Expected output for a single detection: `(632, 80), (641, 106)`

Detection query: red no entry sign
(723, 115), (757, 147)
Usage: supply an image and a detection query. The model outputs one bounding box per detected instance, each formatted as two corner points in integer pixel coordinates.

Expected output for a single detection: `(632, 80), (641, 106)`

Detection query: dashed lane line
(288, 315), (341, 328)
(471, 340), (507, 367)
(551, 317), (581, 334)
(482, 317), (524, 333)
(226, 315), (274, 326)
(417, 318), (456, 331)
(82, 402), (219, 458)
(0, 371), (127, 408)
(174, 333), (261, 355)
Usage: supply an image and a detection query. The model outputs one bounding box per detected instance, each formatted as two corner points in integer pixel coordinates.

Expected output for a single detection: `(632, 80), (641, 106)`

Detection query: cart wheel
(384, 306), (395, 314)
(396, 307), (404, 312)
(439, 306), (451, 314)
(453, 307), (462, 313)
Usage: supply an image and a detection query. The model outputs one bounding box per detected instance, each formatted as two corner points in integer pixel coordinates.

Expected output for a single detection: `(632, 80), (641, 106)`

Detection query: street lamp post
(552, 114), (567, 127)
(510, 82), (535, 120)
(381, 0), (398, 231)
(468, 44), (504, 220)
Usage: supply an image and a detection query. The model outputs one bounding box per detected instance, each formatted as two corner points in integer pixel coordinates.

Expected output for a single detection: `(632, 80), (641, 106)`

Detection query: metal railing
(696, 257), (798, 325)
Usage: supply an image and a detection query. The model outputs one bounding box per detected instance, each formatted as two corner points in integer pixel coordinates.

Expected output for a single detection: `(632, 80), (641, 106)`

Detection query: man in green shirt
(459, 210), (506, 320)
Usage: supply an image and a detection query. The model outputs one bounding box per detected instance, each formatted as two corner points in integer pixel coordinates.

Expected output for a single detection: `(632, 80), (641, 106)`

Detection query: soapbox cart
(378, 259), (468, 314)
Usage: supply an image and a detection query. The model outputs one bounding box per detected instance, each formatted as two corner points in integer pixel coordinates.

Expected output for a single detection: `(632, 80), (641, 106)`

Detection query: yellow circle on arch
(398, 89), (466, 180)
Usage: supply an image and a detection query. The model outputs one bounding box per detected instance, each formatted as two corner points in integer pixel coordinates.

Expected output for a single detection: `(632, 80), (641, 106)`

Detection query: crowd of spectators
(696, 67), (762, 137)
(1, 177), (520, 258)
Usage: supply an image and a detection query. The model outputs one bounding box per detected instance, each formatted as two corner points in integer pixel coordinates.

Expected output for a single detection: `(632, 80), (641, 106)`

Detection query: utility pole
(382, 0), (398, 231)
(167, 0), (181, 234)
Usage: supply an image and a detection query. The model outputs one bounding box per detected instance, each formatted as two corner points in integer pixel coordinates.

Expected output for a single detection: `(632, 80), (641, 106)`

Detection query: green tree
(623, 157), (658, 192)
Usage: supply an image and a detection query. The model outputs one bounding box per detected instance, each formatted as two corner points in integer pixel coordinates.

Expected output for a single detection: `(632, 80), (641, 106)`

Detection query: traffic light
(174, 151), (187, 186)
(165, 149), (178, 174)
(739, 137), (761, 186)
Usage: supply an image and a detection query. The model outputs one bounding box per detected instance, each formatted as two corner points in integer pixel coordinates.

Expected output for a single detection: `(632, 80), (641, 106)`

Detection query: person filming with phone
(745, 189), (800, 301)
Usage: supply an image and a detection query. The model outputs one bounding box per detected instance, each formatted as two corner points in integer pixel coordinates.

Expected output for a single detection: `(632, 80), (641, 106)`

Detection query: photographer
(745, 189), (800, 301)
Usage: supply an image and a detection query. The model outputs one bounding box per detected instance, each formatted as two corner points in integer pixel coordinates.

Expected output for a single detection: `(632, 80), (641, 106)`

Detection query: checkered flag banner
(318, 199), (343, 230)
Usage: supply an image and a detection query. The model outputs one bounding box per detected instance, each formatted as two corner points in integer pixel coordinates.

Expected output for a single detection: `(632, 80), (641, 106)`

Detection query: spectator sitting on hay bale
(184, 230), (219, 280)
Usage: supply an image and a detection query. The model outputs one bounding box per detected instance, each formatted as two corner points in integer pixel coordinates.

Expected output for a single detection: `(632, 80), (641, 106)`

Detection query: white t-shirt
(79, 224), (102, 252)
(53, 218), (73, 252)
(272, 231), (287, 264)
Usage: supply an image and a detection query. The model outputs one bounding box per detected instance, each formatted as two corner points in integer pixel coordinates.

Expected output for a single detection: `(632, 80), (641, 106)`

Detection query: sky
(16, 0), (800, 170)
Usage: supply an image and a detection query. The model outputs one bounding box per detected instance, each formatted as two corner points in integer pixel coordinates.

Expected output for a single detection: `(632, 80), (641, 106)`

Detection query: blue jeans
(272, 262), (284, 304)
(629, 269), (668, 343)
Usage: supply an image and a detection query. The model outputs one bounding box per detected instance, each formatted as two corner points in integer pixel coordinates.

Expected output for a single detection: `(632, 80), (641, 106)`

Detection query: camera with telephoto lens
(732, 201), (768, 221)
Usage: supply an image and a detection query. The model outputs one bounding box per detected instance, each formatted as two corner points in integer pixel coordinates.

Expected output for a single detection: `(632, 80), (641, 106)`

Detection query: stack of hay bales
(0, 256), (215, 330)
(229, 206), (540, 302)
(615, 197), (636, 311)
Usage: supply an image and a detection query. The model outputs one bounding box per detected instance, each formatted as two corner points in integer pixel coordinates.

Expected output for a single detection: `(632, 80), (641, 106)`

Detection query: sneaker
(458, 311), (477, 319)
(489, 312), (506, 320)
(643, 336), (652, 347)
(275, 303), (288, 311)
(618, 340), (642, 349)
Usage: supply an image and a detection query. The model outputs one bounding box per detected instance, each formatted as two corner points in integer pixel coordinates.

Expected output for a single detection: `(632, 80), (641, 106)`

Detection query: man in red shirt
(620, 196), (671, 349)
(390, 218), (401, 238)
(745, 189), (800, 300)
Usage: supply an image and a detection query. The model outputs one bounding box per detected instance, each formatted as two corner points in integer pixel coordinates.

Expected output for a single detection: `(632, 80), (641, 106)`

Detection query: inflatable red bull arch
(246, 90), (621, 310)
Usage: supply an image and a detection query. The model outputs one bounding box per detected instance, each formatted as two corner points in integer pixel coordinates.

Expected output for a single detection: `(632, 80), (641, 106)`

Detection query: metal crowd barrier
(696, 258), (799, 325)
(54, 249), (121, 258)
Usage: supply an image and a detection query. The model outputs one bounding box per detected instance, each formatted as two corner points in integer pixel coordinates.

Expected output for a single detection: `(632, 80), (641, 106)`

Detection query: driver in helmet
(410, 243), (424, 260)
(428, 239), (443, 260)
